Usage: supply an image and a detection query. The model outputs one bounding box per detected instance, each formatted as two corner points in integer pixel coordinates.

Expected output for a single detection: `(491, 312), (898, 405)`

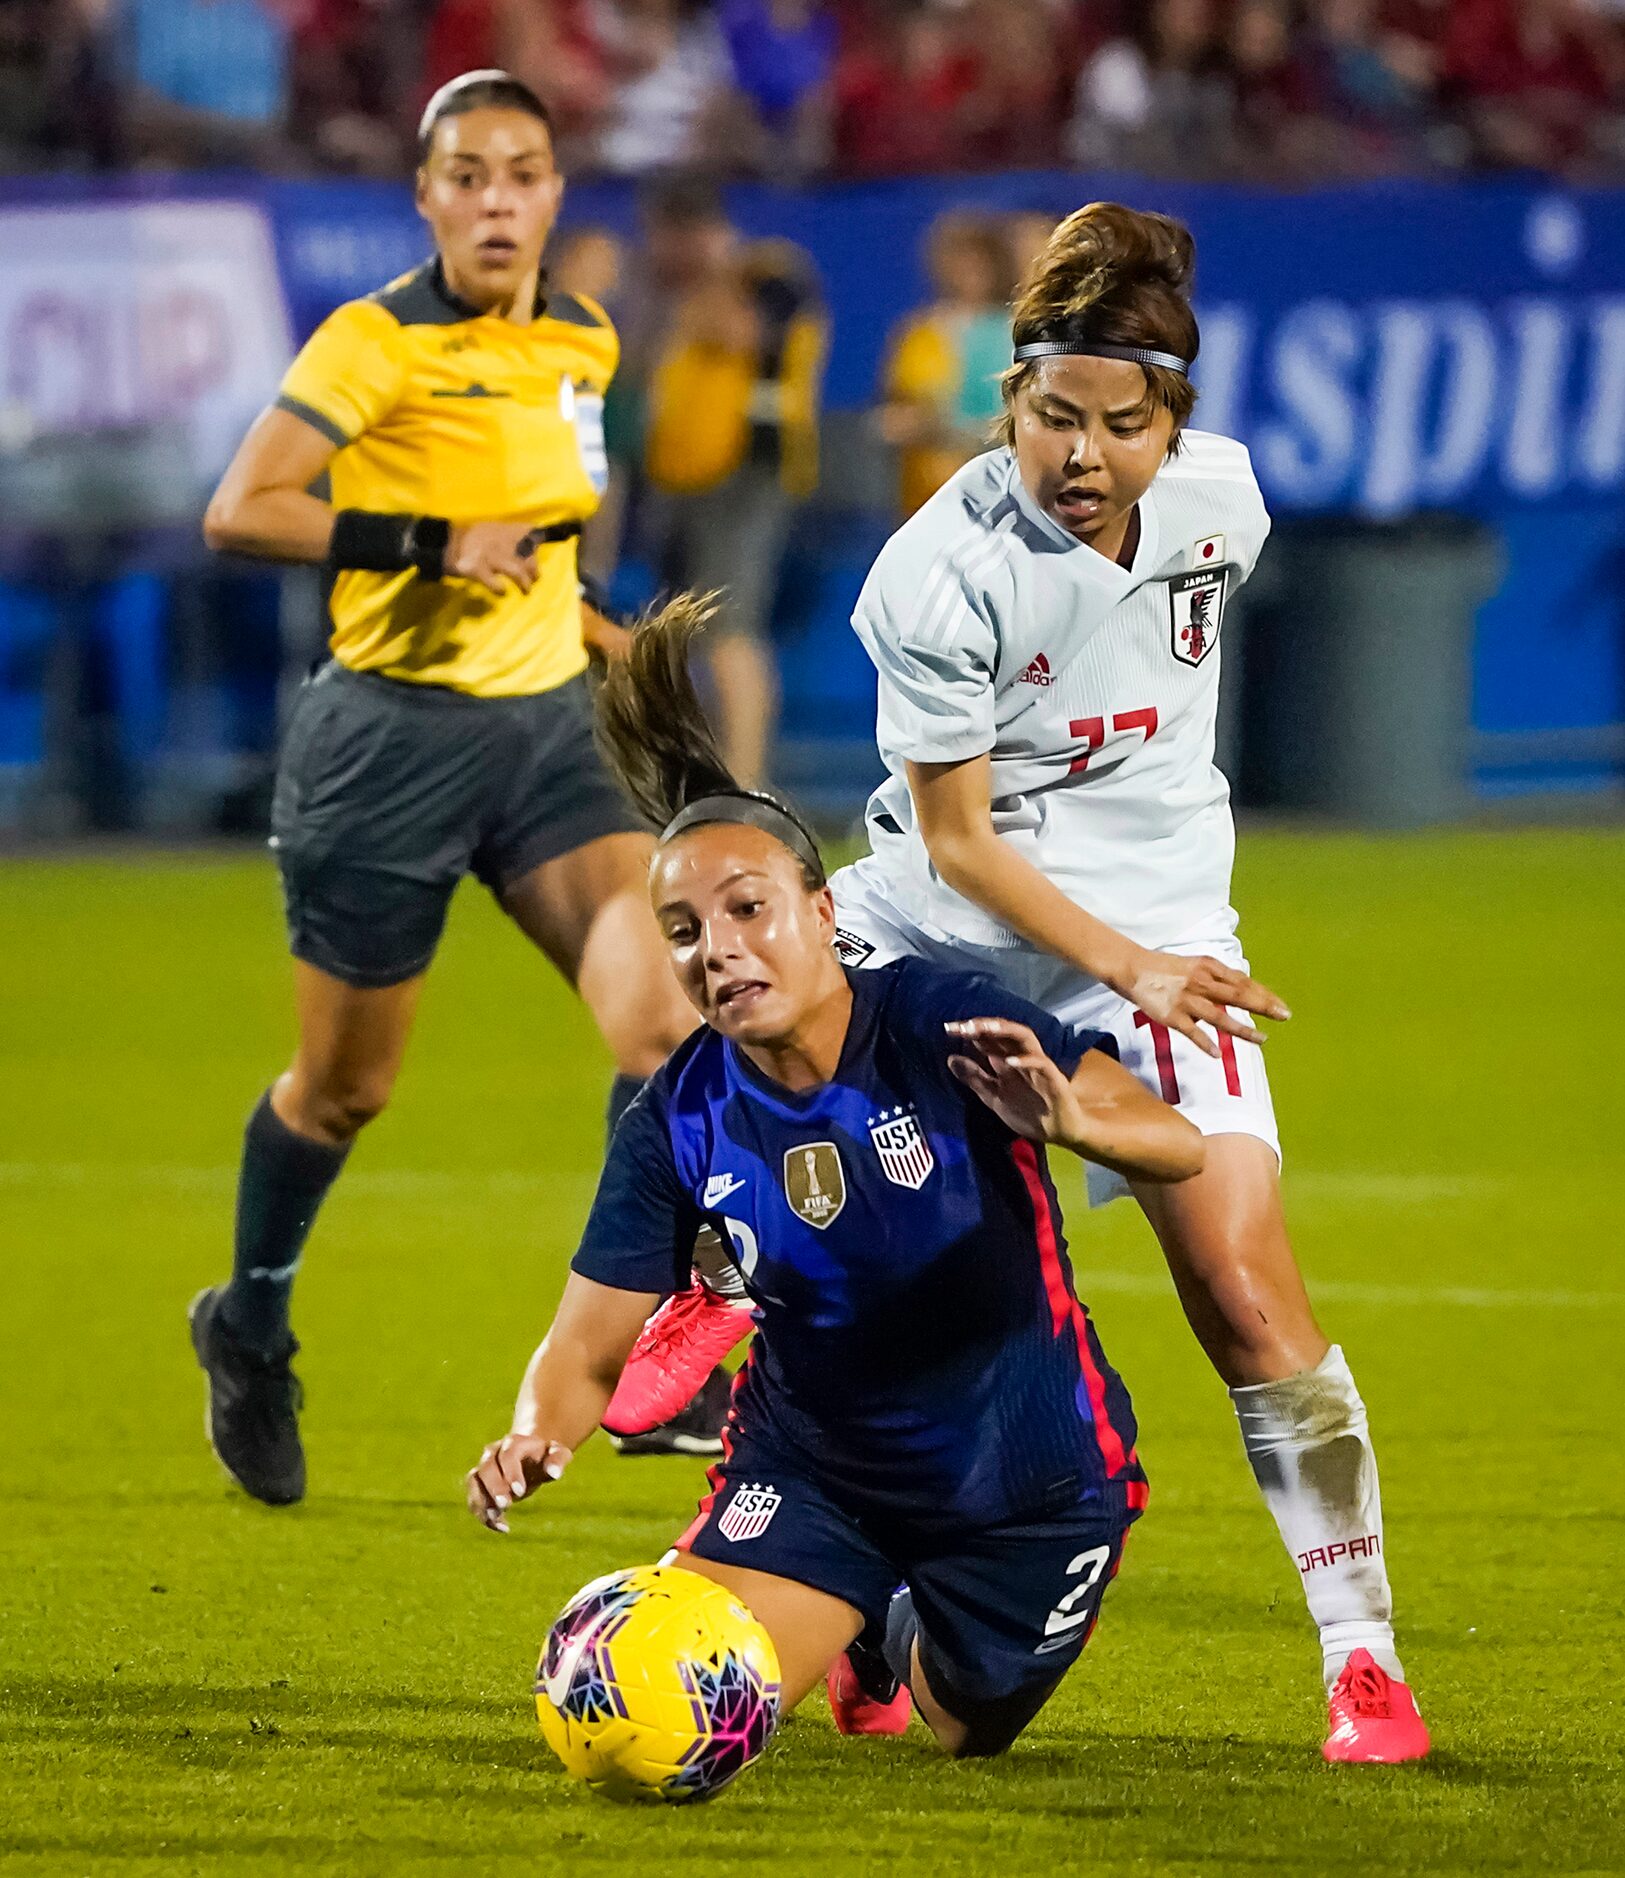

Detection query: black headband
(1013, 339), (1191, 374)
(659, 792), (826, 884)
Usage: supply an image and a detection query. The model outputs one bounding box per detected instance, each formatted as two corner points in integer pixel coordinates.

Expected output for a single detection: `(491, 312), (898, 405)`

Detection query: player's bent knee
(918, 1641), (1061, 1761)
(946, 1729), (1017, 1761)
(289, 1077), (393, 1142)
(930, 1705), (1030, 1760)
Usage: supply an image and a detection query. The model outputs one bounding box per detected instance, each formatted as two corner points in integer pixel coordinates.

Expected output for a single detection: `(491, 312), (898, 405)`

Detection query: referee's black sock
(219, 1092), (350, 1355)
(605, 1073), (645, 1147)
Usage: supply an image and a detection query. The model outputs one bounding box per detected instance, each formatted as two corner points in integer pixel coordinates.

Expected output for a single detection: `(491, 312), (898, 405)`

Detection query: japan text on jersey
(849, 433), (1271, 954)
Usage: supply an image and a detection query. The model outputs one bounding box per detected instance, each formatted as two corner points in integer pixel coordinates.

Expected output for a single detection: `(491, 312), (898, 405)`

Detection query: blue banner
(2, 171), (1619, 780)
(7, 169), (1624, 521)
(246, 171), (1625, 521)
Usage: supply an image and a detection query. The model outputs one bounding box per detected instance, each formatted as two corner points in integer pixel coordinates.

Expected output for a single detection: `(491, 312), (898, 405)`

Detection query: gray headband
(660, 792), (826, 884)
(1013, 339), (1191, 374)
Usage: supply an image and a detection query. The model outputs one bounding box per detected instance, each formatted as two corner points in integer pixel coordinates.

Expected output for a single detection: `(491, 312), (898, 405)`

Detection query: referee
(189, 70), (707, 1506)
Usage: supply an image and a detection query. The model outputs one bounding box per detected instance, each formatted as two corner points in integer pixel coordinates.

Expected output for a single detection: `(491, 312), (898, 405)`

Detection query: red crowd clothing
(834, 42), (985, 173)
(1442, 0), (1609, 105)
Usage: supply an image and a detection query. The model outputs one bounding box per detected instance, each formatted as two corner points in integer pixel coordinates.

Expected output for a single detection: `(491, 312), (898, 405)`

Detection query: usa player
(618, 203), (1429, 1762)
(466, 600), (1204, 1757)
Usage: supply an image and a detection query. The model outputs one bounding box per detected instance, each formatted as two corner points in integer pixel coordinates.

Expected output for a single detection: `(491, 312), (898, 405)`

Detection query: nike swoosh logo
(540, 1625), (595, 1708)
(703, 1175), (747, 1207)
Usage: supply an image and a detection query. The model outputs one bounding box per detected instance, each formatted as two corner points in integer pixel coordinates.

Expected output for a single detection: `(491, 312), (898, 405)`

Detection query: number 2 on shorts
(1043, 1544), (1112, 1639)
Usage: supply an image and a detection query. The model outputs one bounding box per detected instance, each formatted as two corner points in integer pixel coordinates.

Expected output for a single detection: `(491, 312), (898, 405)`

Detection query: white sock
(1229, 1345), (1403, 1691)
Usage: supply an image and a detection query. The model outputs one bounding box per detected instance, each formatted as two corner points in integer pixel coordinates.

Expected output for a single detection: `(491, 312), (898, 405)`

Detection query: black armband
(328, 510), (450, 581)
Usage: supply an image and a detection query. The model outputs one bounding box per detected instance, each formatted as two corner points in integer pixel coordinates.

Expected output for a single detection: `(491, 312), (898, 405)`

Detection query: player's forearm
(926, 828), (1144, 993)
(202, 484), (336, 564)
(510, 1328), (623, 1453)
(510, 1276), (658, 1450)
(1057, 1097), (1205, 1184)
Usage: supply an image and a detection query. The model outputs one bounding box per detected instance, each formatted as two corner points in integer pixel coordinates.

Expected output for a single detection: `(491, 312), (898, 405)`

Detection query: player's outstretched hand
(445, 522), (538, 596)
(945, 1018), (1086, 1147)
(465, 1433), (572, 1534)
(1125, 949), (1290, 1057)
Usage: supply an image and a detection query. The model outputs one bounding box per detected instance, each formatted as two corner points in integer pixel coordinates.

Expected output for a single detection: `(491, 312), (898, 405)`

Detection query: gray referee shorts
(270, 663), (644, 989)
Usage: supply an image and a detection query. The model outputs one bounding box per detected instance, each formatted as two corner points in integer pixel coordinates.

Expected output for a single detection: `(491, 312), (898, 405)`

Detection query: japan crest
(718, 1483), (781, 1543)
(1169, 567), (1226, 668)
(868, 1106), (936, 1190)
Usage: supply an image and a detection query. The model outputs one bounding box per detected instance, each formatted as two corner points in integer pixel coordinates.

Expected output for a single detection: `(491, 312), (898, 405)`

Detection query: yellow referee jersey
(277, 260), (617, 698)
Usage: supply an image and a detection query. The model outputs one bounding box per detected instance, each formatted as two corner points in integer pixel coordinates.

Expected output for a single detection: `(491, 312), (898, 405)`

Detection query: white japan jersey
(850, 431), (1271, 954)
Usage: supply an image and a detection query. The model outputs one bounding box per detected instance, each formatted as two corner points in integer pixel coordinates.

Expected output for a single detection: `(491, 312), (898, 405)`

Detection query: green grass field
(3, 830), (1622, 1876)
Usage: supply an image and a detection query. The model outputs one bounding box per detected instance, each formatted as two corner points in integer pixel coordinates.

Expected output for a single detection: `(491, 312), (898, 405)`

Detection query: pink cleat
(602, 1284), (754, 1437)
(827, 1651), (912, 1737)
(1323, 1649), (1431, 1764)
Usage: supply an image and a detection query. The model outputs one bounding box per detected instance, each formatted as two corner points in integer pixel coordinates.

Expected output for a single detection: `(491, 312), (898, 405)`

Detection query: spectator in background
(876, 210), (1014, 517)
(613, 175), (741, 472)
(1303, 0), (1431, 154)
(719, 0), (835, 175)
(642, 231), (826, 783)
(960, 0), (1076, 169)
(1068, 0), (1230, 174)
(834, 3), (983, 175)
(1221, 0), (1325, 178)
(0, 0), (120, 170)
(590, 0), (733, 174)
(287, 0), (417, 175)
(1005, 205), (1058, 292)
(1445, 0), (1618, 172)
(551, 221), (627, 306)
(551, 223), (635, 580)
(122, 0), (293, 168)
(422, 0), (613, 152)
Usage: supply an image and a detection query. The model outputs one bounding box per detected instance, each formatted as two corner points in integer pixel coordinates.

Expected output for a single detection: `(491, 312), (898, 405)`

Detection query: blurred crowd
(6, 0), (1625, 183)
(558, 189), (1083, 776)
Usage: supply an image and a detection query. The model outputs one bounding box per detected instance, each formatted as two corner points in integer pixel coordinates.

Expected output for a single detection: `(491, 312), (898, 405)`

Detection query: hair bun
(1011, 200), (1199, 373)
(1041, 202), (1194, 299)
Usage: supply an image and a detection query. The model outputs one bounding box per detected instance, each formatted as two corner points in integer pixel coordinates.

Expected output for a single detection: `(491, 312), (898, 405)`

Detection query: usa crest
(784, 1142), (845, 1229)
(868, 1106), (936, 1189)
(1169, 567), (1226, 668)
(718, 1483), (781, 1543)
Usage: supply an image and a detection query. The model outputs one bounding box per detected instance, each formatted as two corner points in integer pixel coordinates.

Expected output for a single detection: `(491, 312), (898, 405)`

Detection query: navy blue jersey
(573, 959), (1144, 1527)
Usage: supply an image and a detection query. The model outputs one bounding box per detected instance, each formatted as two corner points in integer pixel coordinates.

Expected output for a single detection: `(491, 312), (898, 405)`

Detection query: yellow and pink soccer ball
(535, 1563), (782, 1804)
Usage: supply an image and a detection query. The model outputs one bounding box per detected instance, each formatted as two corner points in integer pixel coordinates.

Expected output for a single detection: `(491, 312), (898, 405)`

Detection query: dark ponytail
(594, 592), (826, 888)
(594, 591), (734, 828)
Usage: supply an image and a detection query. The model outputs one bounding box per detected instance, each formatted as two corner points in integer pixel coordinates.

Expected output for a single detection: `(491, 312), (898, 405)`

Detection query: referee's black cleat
(188, 1287), (306, 1506)
(608, 1364), (732, 1458)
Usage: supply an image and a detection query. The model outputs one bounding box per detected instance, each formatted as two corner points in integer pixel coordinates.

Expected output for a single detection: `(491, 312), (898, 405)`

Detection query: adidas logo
(1017, 653), (1055, 687)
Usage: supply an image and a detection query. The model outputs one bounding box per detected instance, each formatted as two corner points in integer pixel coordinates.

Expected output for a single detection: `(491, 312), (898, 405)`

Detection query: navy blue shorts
(678, 1429), (1142, 1712)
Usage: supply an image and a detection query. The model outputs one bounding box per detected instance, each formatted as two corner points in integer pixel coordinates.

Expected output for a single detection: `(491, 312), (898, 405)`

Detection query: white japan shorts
(829, 859), (1282, 1207)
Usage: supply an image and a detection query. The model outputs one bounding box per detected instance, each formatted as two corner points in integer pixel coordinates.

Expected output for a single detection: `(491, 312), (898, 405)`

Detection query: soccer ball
(535, 1563), (782, 1804)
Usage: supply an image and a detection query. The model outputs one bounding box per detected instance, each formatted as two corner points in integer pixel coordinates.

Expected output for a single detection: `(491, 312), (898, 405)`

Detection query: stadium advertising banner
(0, 197), (293, 498)
(1188, 193), (1625, 519)
(3, 175), (1622, 523)
(255, 173), (1625, 523)
(0, 174), (1616, 774)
